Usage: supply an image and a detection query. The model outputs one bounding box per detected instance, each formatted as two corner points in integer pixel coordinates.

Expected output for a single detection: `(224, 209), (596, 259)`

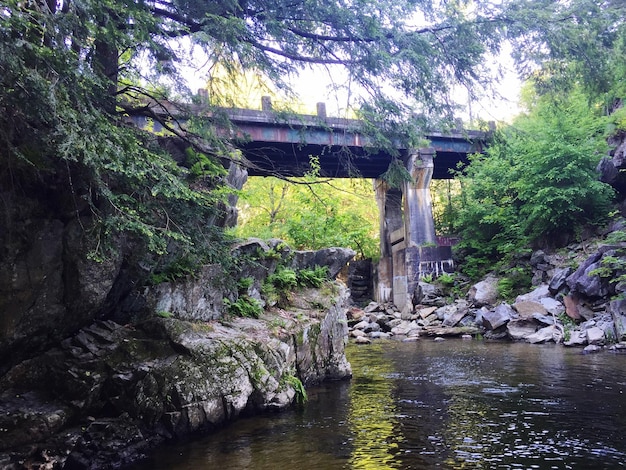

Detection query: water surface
(132, 340), (626, 469)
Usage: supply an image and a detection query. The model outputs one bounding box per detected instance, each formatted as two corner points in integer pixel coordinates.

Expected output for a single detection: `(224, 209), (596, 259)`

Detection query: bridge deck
(132, 98), (488, 179)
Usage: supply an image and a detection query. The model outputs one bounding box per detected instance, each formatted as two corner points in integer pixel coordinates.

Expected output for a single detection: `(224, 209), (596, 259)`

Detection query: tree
(235, 172), (380, 260)
(1, 0), (518, 268)
(453, 85), (615, 277)
(503, 0), (626, 106)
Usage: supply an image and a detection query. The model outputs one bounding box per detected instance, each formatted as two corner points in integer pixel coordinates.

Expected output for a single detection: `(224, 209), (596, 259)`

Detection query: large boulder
(549, 267), (573, 294)
(512, 300), (548, 319)
(0, 217), (122, 375)
(515, 284), (550, 303)
(526, 325), (561, 344)
(146, 264), (226, 322)
(467, 275), (499, 307)
(291, 247), (356, 279)
(482, 303), (515, 330)
(0, 282), (352, 468)
(609, 298), (626, 341)
(566, 247), (625, 298)
(507, 319), (540, 340)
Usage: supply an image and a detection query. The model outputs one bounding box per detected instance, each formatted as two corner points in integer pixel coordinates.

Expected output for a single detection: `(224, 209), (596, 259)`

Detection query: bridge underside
(241, 141), (471, 179)
(129, 102), (487, 310)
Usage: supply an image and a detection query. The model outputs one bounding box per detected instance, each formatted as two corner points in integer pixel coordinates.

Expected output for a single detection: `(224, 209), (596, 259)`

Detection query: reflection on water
(131, 340), (626, 469)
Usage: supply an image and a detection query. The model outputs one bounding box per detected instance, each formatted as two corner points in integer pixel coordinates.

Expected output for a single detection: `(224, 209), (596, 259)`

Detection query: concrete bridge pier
(375, 148), (446, 311)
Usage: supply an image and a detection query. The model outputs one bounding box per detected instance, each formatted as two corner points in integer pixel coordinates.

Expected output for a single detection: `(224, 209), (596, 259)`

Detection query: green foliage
(224, 276), (264, 318)
(236, 176), (379, 260)
(266, 268), (298, 290)
(297, 266), (329, 288)
(557, 313), (577, 343)
(589, 252), (626, 286)
(496, 278), (515, 301)
(437, 273), (456, 287)
(282, 373), (307, 405)
(237, 277), (255, 291)
(0, 0), (236, 272)
(453, 86), (615, 276)
(505, 0), (626, 103)
(223, 296), (264, 319)
(380, 159), (414, 189)
(149, 255), (199, 284)
(185, 148), (228, 181)
(606, 230), (626, 244)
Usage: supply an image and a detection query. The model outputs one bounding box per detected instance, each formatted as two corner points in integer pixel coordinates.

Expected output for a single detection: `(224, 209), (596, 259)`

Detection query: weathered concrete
(375, 148), (454, 310)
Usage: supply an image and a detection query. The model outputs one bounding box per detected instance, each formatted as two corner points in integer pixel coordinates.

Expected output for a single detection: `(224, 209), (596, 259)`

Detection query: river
(131, 339), (626, 469)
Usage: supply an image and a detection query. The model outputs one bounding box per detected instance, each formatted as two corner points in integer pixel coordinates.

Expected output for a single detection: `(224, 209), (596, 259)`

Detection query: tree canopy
(2, 0), (625, 272)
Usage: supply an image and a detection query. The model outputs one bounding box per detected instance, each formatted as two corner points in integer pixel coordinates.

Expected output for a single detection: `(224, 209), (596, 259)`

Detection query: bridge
(131, 95), (491, 310)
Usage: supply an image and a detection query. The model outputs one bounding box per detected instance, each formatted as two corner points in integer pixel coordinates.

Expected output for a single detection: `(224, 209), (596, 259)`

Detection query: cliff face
(0, 192), (124, 376)
(0, 163), (354, 469)
(0, 284), (352, 469)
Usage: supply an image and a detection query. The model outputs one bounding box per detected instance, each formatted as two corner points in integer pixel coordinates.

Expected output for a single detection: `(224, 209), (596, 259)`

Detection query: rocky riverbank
(348, 222), (626, 354)
(0, 240), (354, 469)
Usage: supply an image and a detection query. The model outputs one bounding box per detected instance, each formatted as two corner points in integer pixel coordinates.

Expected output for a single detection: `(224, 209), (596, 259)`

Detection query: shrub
(297, 266), (329, 287)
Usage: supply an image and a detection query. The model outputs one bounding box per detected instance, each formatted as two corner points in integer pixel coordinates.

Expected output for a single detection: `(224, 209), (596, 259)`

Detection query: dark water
(133, 340), (626, 469)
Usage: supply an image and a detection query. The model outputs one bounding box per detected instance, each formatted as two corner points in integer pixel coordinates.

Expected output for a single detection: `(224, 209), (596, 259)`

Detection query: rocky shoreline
(5, 225), (626, 468)
(0, 241), (354, 469)
(348, 225), (626, 354)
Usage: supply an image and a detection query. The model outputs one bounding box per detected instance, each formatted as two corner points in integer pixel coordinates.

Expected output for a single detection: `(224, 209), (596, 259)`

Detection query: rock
(566, 249), (617, 298)
(484, 325), (509, 340)
(515, 285), (550, 303)
(467, 275), (499, 307)
(442, 309), (467, 327)
(369, 331), (391, 339)
(609, 298), (626, 341)
(291, 247), (356, 279)
(473, 307), (489, 327)
(563, 294), (584, 321)
(434, 305), (450, 320)
(540, 297), (565, 316)
(461, 334), (473, 340)
(148, 264), (226, 322)
(391, 320), (420, 336)
(350, 329), (367, 338)
(0, 281), (353, 468)
(586, 326), (606, 345)
(564, 329), (587, 347)
(354, 336), (372, 344)
(507, 319), (540, 340)
(549, 267), (573, 294)
(413, 282), (445, 307)
(513, 300), (548, 319)
(482, 304), (515, 330)
(417, 306), (438, 319)
(583, 344), (602, 354)
(363, 301), (380, 313)
(532, 313), (556, 325)
(598, 154), (626, 195)
(423, 326), (482, 337)
(347, 307), (366, 321)
(526, 325), (560, 344)
(402, 337), (420, 342)
(364, 322), (381, 333)
(434, 337), (445, 342)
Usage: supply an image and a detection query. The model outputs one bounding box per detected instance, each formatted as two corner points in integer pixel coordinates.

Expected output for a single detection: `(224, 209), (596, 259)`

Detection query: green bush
(297, 266), (329, 287)
(266, 267), (298, 290)
(224, 296), (263, 318)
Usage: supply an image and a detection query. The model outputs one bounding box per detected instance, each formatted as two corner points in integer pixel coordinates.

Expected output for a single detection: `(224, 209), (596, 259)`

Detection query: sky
(180, 40), (522, 125)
